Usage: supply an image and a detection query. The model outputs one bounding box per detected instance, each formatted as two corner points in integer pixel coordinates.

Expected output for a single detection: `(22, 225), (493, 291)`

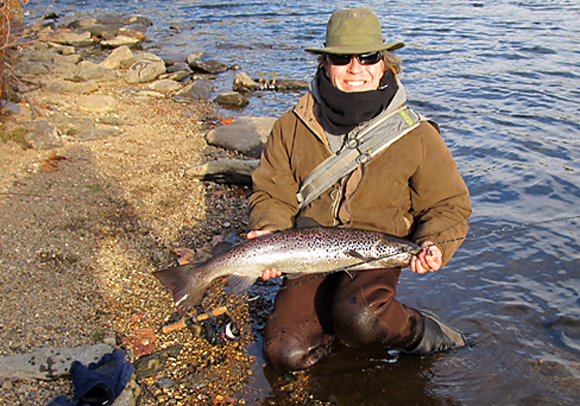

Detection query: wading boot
(406, 311), (466, 356)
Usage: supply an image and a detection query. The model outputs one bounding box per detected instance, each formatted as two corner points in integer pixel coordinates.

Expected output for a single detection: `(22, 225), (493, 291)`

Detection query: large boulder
(0, 344), (112, 380)
(205, 116), (276, 158)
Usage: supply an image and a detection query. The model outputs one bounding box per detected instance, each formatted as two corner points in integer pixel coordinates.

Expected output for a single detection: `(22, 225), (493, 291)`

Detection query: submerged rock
(214, 92), (249, 108)
(233, 72), (259, 92)
(188, 58), (228, 74)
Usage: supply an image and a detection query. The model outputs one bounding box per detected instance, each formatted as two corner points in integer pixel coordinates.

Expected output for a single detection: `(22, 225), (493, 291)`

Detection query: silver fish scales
(153, 227), (421, 316)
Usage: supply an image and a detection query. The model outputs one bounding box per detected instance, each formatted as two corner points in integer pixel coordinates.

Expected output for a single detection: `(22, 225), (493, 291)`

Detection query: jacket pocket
(350, 206), (411, 237)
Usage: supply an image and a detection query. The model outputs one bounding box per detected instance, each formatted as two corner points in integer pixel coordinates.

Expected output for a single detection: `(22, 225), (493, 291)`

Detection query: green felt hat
(305, 8), (404, 55)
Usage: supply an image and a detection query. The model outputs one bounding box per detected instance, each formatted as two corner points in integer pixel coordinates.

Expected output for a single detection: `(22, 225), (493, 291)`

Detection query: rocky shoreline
(0, 12), (323, 406)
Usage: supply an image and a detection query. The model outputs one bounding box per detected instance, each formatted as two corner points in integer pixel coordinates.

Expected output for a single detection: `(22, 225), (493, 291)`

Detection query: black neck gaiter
(316, 67), (399, 135)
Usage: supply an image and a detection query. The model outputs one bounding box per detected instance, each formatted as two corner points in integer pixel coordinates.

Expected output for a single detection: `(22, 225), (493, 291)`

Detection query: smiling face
(323, 55), (386, 93)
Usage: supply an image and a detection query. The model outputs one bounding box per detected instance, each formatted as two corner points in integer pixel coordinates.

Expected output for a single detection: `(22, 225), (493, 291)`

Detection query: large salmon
(153, 227), (421, 316)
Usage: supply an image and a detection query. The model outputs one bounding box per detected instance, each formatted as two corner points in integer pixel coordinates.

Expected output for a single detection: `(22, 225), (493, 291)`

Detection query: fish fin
(212, 233), (242, 255)
(295, 216), (321, 229)
(286, 273), (305, 280)
(153, 263), (209, 317)
(347, 249), (365, 260)
(227, 274), (258, 295)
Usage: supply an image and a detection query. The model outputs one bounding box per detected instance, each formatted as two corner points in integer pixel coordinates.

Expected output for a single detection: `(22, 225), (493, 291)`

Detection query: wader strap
(296, 106), (422, 210)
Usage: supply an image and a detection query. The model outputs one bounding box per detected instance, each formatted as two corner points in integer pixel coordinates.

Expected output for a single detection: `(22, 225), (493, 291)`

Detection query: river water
(27, 1), (580, 404)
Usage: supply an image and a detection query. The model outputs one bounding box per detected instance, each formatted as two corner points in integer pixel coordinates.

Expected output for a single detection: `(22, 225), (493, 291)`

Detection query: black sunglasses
(326, 51), (383, 66)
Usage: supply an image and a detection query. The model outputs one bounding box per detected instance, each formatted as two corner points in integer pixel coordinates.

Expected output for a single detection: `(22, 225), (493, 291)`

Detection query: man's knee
(332, 295), (388, 347)
(263, 328), (329, 372)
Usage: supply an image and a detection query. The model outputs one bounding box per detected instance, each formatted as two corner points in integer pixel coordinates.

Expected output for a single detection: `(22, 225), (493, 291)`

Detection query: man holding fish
(154, 7), (472, 372)
(247, 8), (472, 372)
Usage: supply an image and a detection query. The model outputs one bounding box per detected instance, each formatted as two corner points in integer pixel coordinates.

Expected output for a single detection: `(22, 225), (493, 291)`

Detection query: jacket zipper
(330, 183), (343, 226)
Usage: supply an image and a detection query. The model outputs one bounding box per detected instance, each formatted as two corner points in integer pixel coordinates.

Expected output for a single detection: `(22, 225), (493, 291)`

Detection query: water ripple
(24, 1), (580, 404)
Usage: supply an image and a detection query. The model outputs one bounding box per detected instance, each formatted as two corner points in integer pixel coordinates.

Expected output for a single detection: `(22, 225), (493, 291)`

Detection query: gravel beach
(0, 24), (277, 406)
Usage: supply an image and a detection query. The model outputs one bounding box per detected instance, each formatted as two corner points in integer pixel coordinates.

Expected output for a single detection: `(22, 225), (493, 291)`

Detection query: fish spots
(155, 226), (419, 315)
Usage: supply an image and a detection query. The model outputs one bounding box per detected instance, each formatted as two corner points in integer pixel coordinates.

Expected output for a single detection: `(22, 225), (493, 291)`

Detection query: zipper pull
(330, 187), (342, 226)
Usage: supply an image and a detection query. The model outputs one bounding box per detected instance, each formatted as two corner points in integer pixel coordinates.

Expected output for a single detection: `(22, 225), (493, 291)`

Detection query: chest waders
(294, 107), (467, 357)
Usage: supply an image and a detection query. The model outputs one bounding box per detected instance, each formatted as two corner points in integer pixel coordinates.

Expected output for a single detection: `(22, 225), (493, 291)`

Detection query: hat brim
(305, 41), (405, 55)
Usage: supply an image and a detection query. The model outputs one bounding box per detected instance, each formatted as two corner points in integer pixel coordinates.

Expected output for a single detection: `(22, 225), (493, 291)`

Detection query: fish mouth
(409, 247), (423, 256)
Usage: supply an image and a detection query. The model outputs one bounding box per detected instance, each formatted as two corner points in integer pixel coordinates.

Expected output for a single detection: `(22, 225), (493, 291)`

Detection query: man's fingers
(247, 229), (272, 240)
(411, 257), (427, 274)
(261, 268), (281, 280)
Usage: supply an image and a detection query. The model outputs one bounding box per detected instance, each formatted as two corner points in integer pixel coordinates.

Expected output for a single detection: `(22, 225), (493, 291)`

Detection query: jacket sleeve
(409, 123), (472, 266)
(248, 114), (300, 231)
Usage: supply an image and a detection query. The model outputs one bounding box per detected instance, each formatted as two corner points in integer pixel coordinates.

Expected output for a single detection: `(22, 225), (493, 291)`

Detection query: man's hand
(247, 230), (283, 280)
(410, 241), (442, 274)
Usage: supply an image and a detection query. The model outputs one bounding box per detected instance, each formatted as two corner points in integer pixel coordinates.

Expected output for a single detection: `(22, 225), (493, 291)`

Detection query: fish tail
(153, 263), (209, 316)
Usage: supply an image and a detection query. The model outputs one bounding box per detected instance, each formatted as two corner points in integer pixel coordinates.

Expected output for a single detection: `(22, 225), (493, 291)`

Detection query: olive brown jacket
(249, 86), (472, 266)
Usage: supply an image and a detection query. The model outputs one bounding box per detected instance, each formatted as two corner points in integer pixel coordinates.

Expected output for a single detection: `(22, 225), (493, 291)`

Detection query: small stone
(102, 335), (117, 346)
(101, 35), (142, 48)
(161, 70), (191, 82)
(17, 383), (29, 394)
(148, 79), (182, 93)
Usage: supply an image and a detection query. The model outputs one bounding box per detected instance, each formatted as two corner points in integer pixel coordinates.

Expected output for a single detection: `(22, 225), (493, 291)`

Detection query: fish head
(370, 236), (421, 266)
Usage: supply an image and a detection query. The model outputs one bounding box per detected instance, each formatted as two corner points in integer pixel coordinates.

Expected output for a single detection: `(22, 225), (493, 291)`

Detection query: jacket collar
(294, 73), (408, 146)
